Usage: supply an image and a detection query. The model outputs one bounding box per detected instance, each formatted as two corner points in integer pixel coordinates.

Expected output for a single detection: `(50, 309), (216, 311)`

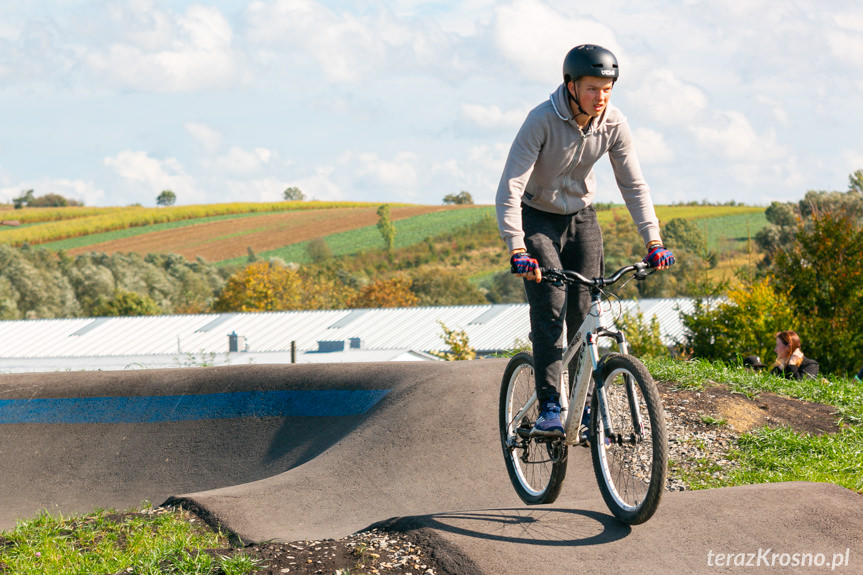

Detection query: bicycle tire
(499, 352), (567, 505)
(590, 353), (667, 524)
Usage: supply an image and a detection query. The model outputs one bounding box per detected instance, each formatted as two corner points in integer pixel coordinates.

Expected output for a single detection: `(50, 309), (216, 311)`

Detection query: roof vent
(317, 340), (346, 352)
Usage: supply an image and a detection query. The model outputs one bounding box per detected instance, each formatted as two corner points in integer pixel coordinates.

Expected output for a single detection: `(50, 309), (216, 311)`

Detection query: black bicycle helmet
(563, 44), (619, 84)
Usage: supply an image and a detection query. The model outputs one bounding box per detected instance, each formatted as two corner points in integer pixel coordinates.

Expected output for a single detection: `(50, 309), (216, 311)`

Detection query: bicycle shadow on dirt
(374, 507), (631, 547)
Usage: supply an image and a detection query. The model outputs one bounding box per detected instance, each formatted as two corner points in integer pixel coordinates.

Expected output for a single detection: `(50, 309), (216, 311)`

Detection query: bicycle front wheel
(590, 353), (667, 524)
(499, 352), (567, 505)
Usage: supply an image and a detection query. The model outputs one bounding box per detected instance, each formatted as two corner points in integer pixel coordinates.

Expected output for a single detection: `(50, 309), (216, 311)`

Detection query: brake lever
(634, 267), (655, 280)
(541, 268), (566, 287)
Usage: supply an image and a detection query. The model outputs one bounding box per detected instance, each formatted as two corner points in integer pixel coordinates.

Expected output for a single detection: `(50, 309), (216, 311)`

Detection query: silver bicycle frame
(506, 280), (636, 447)
(557, 296), (629, 445)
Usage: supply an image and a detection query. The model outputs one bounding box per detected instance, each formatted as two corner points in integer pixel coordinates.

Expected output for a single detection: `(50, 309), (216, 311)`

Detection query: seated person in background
(771, 330), (819, 380)
(855, 367), (863, 383)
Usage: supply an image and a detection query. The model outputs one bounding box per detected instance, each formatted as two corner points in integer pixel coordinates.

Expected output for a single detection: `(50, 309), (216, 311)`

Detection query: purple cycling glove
(643, 245), (675, 268)
(510, 252), (539, 275)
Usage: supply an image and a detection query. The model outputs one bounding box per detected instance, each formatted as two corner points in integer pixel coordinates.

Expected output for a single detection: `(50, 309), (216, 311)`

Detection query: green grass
(688, 211), (768, 251)
(644, 356), (863, 424)
(219, 206), (495, 266)
(645, 356), (863, 493)
(0, 505), (259, 575)
(722, 426), (863, 491)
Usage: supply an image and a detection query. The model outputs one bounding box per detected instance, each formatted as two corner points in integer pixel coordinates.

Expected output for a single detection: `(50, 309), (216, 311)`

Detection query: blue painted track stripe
(0, 389), (390, 424)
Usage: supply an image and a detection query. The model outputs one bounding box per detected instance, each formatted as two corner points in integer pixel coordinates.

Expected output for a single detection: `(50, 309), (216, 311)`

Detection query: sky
(1, 0), (863, 209)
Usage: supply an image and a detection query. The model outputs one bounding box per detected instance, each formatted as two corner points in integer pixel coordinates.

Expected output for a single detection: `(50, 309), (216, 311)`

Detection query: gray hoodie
(495, 83), (661, 253)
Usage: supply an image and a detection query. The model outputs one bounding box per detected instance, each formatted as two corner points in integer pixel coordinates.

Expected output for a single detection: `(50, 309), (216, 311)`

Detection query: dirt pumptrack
(2, 361), (861, 574)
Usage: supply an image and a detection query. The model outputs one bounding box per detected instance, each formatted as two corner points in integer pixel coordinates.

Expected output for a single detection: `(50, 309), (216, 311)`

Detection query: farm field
(57, 205), (478, 263)
(4, 202), (767, 267)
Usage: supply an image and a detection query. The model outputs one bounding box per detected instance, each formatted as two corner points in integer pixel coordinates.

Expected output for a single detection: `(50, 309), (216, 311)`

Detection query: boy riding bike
(495, 44), (675, 439)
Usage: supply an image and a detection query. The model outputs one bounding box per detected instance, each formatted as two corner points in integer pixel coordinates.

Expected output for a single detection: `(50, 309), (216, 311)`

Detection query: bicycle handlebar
(540, 261), (653, 288)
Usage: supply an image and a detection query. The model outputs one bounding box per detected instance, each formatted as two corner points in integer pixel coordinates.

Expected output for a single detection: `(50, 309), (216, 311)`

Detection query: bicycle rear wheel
(590, 353), (667, 524)
(499, 352), (567, 505)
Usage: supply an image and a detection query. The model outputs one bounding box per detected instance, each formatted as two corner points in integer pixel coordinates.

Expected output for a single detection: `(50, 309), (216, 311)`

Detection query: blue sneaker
(531, 400), (564, 438)
(581, 405), (590, 428)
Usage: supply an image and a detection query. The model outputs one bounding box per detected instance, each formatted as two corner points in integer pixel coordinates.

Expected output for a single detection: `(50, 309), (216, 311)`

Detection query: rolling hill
(1, 202), (767, 268)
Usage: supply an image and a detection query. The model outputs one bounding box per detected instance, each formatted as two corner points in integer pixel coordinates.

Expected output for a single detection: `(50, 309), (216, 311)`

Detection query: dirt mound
(657, 380), (840, 435)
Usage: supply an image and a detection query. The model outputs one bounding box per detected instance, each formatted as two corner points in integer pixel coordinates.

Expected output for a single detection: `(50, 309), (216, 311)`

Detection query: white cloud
(841, 148), (863, 181)
(292, 166), (343, 201)
(85, 5), (238, 92)
(186, 122), (223, 154)
(460, 103), (529, 129)
(225, 177), (290, 202)
(243, 0), (462, 83)
(215, 146), (274, 174)
(348, 151), (419, 189)
(827, 27), (863, 71)
(104, 150), (202, 203)
(755, 95), (790, 126)
(692, 111), (787, 163)
(493, 0), (620, 84)
(633, 128), (675, 165)
(628, 69), (708, 124)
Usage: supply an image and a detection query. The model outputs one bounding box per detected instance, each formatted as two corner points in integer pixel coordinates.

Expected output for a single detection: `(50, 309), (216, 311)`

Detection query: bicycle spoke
(591, 354), (667, 524)
(500, 353), (568, 504)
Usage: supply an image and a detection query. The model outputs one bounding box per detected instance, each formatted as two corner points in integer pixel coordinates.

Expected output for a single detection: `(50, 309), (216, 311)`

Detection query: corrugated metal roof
(0, 298), (694, 364)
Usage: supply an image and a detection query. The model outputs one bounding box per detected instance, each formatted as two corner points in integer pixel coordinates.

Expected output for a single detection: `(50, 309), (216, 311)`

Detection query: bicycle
(499, 261), (668, 524)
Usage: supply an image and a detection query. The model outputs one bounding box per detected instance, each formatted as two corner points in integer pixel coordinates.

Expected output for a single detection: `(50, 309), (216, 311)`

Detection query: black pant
(522, 204), (604, 402)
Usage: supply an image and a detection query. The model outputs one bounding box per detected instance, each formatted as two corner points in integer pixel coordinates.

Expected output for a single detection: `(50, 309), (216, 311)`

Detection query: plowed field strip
(65, 206), (458, 262)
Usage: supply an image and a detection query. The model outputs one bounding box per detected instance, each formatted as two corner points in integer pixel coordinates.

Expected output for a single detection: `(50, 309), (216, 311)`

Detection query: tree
(283, 186), (306, 201)
(306, 238), (331, 263)
(348, 277), (419, 308)
(377, 204), (396, 259)
(410, 268), (486, 306)
(92, 290), (162, 317)
(443, 191), (474, 205)
(213, 260), (302, 312)
(484, 271), (526, 304)
(849, 169), (863, 194)
(771, 208), (863, 374)
(212, 260), (357, 312)
(13, 190), (34, 210)
(679, 277), (795, 364)
(27, 193), (83, 207)
(156, 190), (177, 206)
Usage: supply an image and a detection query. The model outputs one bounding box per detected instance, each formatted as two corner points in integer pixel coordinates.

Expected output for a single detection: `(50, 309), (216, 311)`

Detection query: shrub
(93, 290), (162, 316)
(679, 276), (795, 364)
(430, 321), (476, 360)
(410, 269), (486, 306)
(348, 277), (418, 308)
(772, 208), (863, 374)
(617, 308), (668, 358)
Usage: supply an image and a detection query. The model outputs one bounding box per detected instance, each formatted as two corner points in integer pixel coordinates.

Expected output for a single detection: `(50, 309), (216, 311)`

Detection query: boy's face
(568, 76), (614, 118)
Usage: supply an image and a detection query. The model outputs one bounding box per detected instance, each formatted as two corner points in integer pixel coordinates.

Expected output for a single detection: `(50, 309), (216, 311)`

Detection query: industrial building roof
(0, 298), (695, 373)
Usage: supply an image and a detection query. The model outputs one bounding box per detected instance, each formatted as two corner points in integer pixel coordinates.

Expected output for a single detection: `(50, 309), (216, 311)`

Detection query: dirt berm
(1, 361), (860, 573)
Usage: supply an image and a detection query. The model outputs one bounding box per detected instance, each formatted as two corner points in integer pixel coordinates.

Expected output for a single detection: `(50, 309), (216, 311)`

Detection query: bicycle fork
(594, 365), (647, 445)
(571, 331), (647, 446)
